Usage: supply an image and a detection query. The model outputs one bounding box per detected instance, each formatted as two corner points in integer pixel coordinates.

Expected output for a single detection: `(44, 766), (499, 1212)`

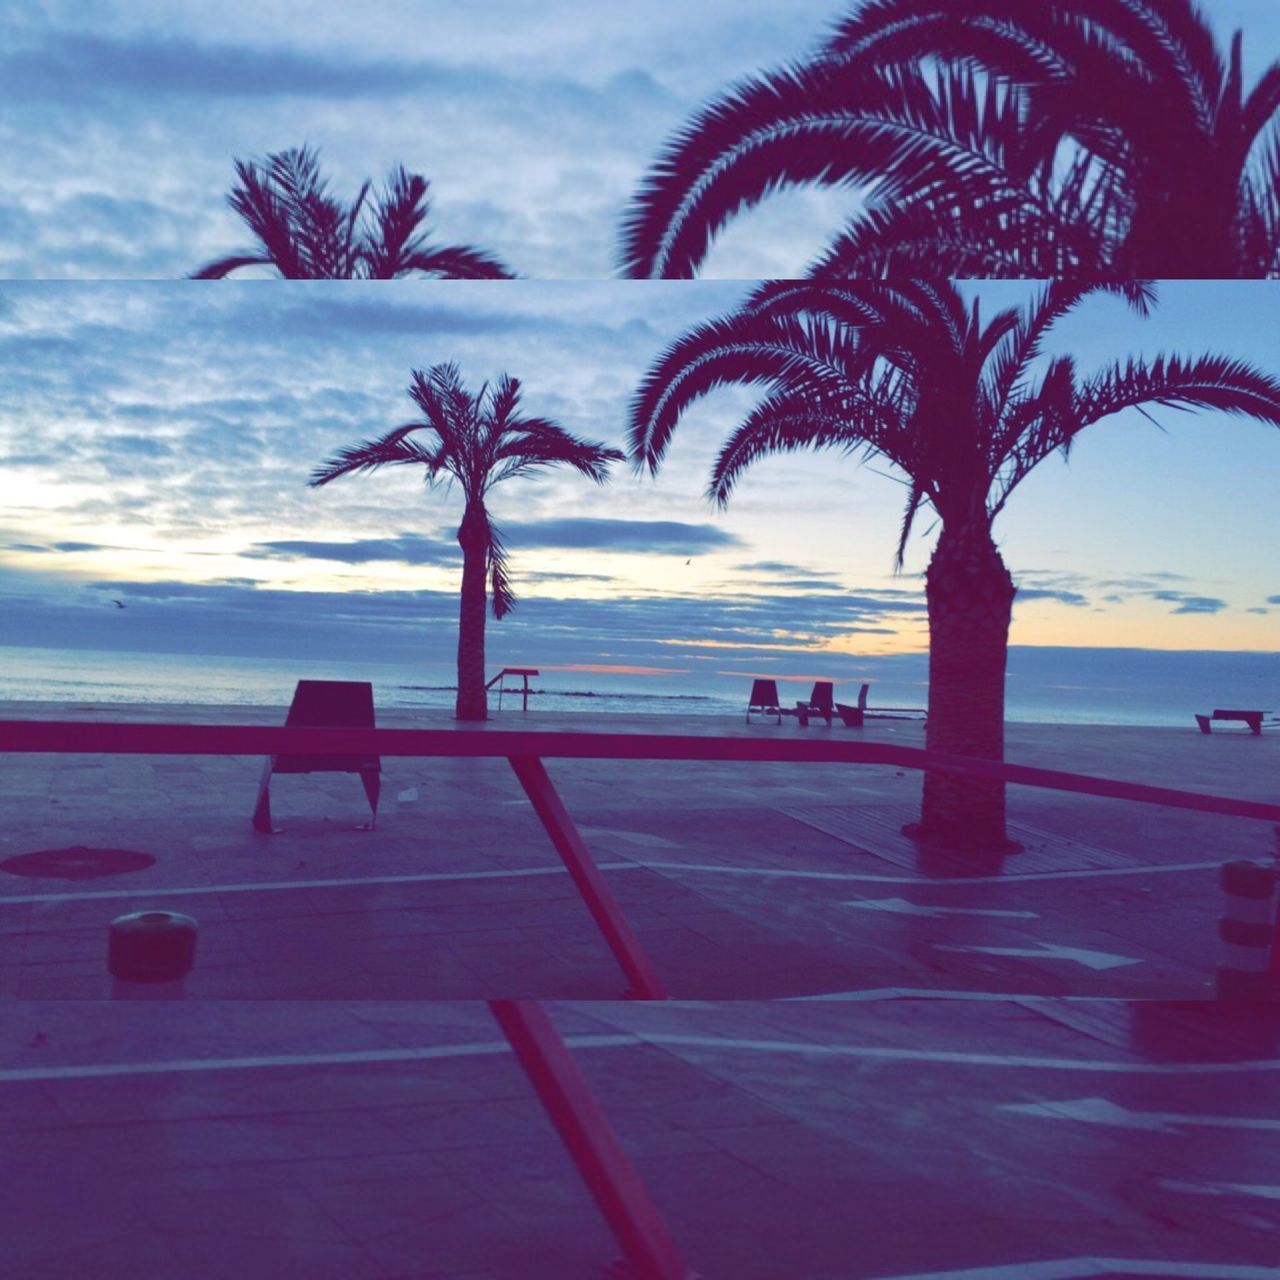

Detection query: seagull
(111, 599), (126, 609)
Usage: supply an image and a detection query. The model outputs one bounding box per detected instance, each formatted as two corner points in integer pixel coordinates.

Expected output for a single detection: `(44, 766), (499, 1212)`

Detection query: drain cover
(0, 846), (155, 880)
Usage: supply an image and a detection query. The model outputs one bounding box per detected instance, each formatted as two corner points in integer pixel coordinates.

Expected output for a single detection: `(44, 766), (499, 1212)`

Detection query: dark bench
(1195, 709), (1268, 735)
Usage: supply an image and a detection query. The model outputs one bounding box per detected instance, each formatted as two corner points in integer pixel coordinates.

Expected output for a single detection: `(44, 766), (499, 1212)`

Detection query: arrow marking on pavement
(934, 942), (1141, 971)
(1001, 1096), (1280, 1133)
(843, 897), (1038, 919)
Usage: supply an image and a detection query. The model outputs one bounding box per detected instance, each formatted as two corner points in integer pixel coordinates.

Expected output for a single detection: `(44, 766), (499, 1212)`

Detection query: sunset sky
(0, 280), (1276, 679)
(1, 0), (1278, 279)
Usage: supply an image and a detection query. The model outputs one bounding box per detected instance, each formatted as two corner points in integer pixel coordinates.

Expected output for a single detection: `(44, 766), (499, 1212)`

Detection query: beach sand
(2, 700), (1275, 1001)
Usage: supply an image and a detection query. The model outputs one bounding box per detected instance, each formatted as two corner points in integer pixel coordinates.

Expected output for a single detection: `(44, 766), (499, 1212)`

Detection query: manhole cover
(0, 846), (155, 880)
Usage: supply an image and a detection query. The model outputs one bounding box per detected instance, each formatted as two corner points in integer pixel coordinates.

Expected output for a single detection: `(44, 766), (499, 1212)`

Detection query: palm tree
(312, 364), (622, 720)
(193, 146), (515, 279)
(619, 0), (1280, 279)
(630, 280), (1280, 854)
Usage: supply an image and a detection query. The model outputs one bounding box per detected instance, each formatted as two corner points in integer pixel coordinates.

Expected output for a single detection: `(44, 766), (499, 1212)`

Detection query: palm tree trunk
(455, 504), (489, 721)
(914, 522), (1017, 855)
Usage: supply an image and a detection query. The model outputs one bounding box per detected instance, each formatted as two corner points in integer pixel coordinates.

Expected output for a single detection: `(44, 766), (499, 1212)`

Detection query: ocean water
(1, 644), (1274, 728)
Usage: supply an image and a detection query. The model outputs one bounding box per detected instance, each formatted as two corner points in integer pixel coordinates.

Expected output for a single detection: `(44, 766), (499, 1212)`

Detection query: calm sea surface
(1, 644), (1274, 728)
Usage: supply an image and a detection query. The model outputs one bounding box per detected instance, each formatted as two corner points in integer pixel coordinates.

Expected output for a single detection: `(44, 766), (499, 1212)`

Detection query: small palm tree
(193, 146), (515, 279)
(631, 280), (1280, 853)
(620, 0), (1280, 279)
(312, 364), (622, 720)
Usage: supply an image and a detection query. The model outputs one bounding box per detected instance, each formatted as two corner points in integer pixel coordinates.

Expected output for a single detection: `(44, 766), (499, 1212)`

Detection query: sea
(0, 644), (1274, 728)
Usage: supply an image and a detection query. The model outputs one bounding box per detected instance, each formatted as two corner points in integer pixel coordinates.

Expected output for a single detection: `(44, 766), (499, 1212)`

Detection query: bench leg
(251, 759), (276, 832)
(1195, 715), (1211, 734)
(359, 767), (381, 829)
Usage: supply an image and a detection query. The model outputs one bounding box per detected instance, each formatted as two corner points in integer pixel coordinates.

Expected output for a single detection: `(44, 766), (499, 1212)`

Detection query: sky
(1, 0), (1278, 278)
(0, 280), (1277, 684)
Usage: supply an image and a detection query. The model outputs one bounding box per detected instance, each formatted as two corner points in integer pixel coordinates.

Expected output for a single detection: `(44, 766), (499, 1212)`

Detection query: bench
(1195, 709), (1268, 735)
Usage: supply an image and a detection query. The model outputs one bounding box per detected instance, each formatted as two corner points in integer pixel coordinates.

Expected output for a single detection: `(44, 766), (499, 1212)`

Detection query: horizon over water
(1, 643), (1275, 728)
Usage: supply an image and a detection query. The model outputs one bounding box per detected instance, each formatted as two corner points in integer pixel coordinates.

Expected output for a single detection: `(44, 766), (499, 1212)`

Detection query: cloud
(0, 571), (926, 667)
(766, 578), (846, 591)
(1151, 590), (1227, 615)
(1016, 588), (1089, 607)
(503, 518), (742, 553)
(245, 533), (460, 566)
(736, 560), (838, 577)
(2, 34), (432, 102)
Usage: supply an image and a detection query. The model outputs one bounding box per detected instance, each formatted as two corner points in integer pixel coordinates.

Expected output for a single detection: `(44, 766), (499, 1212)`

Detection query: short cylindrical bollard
(1216, 862), (1276, 1000)
(108, 911), (198, 999)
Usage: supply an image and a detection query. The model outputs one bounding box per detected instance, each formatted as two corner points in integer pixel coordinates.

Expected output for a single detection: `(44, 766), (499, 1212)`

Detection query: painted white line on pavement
(872, 1257), (1280, 1279)
(1002, 1096), (1280, 1133)
(632, 859), (1220, 885)
(634, 1033), (1280, 1075)
(844, 898), (1039, 919)
(0, 862), (642, 906)
(6, 1029), (1280, 1085)
(1160, 1179), (1280, 1201)
(933, 942), (1142, 971)
(0, 1033), (640, 1083)
(786, 989), (1132, 1003)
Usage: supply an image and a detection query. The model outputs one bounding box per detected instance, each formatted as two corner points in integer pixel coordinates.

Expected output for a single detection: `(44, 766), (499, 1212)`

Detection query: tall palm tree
(193, 147), (515, 279)
(630, 280), (1280, 853)
(312, 364), (622, 721)
(619, 0), (1280, 279)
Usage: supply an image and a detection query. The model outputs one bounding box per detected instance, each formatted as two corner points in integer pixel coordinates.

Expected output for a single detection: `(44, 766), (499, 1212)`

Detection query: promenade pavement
(1, 702), (1276, 1001)
(3, 998), (1277, 1280)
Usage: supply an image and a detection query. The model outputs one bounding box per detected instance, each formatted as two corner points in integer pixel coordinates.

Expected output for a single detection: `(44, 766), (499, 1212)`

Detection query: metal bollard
(1216, 862), (1276, 1000)
(108, 911), (198, 999)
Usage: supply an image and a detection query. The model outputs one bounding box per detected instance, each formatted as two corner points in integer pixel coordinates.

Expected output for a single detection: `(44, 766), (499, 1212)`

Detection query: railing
(4, 718), (1279, 1002)
(484, 667), (539, 712)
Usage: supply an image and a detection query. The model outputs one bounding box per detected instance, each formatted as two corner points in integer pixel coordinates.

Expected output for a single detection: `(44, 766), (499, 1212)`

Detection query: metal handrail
(3, 720), (1277, 823)
(4, 718), (1278, 1002)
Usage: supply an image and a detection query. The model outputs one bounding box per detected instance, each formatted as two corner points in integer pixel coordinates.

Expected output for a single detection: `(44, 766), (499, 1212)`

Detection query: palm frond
(1074, 353), (1280, 432)
(399, 246), (515, 280)
(188, 254), (275, 280)
(708, 386), (897, 505)
(486, 518), (516, 620)
(310, 431), (446, 488)
(194, 147), (514, 280)
(629, 310), (871, 472)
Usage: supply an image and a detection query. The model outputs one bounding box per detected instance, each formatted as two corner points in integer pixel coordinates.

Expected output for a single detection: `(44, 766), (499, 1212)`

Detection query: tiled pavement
(2, 999), (1278, 1279)
(2, 705), (1277, 1279)
(2, 706), (1276, 999)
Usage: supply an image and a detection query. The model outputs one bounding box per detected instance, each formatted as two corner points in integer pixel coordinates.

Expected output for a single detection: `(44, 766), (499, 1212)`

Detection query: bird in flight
(110, 599), (126, 609)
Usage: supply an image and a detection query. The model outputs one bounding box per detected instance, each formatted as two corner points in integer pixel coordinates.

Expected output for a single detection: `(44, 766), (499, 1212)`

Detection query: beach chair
(794, 680), (835, 727)
(1195, 708), (1269, 735)
(746, 678), (784, 725)
(252, 679), (382, 832)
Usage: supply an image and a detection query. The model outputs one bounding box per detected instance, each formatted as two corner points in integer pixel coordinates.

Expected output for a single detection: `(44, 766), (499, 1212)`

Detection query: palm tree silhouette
(630, 280), (1280, 854)
(620, 0), (1280, 279)
(312, 364), (622, 721)
(193, 147), (515, 279)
